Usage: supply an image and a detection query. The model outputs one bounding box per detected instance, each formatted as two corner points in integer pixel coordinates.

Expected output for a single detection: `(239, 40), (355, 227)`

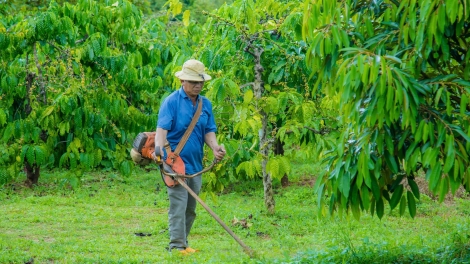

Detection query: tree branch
(24, 52), (33, 115)
(75, 34), (89, 44)
(284, 126), (332, 135)
(451, 95), (470, 112)
(243, 45), (256, 57)
(239, 82), (254, 89)
(33, 42), (47, 104)
(304, 126), (331, 135)
(389, 0), (400, 7)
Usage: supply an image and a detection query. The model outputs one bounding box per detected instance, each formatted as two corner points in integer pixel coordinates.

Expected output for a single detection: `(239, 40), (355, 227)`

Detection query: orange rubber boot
(184, 247), (199, 253)
(177, 249), (189, 256)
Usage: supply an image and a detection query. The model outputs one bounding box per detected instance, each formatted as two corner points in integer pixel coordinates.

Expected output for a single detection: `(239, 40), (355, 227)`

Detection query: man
(154, 59), (226, 254)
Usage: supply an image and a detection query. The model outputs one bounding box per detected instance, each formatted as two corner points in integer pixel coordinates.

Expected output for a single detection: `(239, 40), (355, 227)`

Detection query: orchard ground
(0, 161), (469, 263)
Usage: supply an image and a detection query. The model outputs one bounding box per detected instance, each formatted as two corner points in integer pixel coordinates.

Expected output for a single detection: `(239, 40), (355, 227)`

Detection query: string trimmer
(154, 147), (254, 257)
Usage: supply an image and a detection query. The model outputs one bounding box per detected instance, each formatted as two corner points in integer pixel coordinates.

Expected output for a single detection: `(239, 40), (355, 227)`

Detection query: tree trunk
(24, 53), (41, 187)
(260, 112), (275, 213)
(274, 138), (289, 187)
(25, 53), (34, 117)
(248, 44), (275, 214)
(24, 161), (40, 187)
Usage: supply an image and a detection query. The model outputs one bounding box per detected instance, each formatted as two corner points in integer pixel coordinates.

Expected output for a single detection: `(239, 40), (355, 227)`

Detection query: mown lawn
(0, 165), (469, 263)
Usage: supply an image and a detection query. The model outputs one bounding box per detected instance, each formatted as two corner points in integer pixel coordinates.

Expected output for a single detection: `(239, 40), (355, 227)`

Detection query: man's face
(182, 80), (205, 98)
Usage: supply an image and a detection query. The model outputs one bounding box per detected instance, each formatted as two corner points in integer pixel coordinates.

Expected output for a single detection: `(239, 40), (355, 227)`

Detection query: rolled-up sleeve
(157, 98), (173, 130)
(204, 99), (217, 134)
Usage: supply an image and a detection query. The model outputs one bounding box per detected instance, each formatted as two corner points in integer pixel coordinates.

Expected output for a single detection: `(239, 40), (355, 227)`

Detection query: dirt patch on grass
(406, 177), (469, 204)
(294, 175), (317, 187)
(255, 231), (271, 240)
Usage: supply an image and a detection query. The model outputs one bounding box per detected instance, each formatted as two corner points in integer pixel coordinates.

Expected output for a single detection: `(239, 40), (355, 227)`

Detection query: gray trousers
(167, 174), (202, 250)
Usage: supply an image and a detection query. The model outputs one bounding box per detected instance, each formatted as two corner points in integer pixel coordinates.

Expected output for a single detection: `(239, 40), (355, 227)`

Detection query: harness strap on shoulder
(174, 97), (203, 156)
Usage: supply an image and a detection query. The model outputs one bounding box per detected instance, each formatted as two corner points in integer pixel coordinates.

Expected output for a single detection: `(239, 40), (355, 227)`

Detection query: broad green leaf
(385, 132), (394, 152)
(429, 163), (442, 192)
(422, 122), (429, 143)
(356, 168), (363, 188)
(35, 146), (46, 165)
(442, 135), (455, 173)
(2, 124), (13, 142)
(0, 109), (7, 126)
(437, 5), (446, 33)
(438, 177), (449, 203)
(167, 0), (182, 16)
(351, 196), (361, 220)
(460, 94), (468, 115)
(20, 145), (29, 161)
(407, 190), (416, 218)
(376, 196), (384, 219)
(94, 137), (109, 151)
(120, 160), (132, 176)
(339, 172), (350, 198)
(244, 89), (254, 105)
(384, 55), (402, 64)
(182, 10), (190, 27)
(316, 183), (325, 212)
(26, 146), (35, 164)
(449, 170), (462, 195)
(370, 196), (376, 217)
(399, 195), (407, 216)
(382, 189), (391, 202)
(453, 127), (470, 143)
(329, 194), (336, 216)
(434, 87), (444, 107)
(408, 178), (420, 200)
(266, 158), (279, 179)
(384, 151), (398, 174)
(360, 184), (370, 210)
(370, 175), (380, 200)
(414, 120), (425, 143)
(405, 141), (418, 160)
(389, 185), (403, 210)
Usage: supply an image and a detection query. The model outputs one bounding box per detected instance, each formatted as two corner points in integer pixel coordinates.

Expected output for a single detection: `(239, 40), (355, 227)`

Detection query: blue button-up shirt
(157, 88), (217, 174)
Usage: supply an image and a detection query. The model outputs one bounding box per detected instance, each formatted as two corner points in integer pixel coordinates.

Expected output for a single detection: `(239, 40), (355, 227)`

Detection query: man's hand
(154, 146), (163, 165)
(205, 132), (226, 161)
(213, 145), (226, 161)
(155, 128), (168, 165)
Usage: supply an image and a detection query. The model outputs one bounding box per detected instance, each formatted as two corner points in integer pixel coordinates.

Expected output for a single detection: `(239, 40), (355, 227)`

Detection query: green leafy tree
(166, 0), (339, 213)
(0, 0), (151, 13)
(149, 0), (234, 23)
(303, 0), (470, 219)
(0, 0), (184, 185)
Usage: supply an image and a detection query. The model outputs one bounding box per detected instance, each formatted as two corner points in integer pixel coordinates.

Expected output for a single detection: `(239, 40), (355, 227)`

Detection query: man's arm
(155, 127), (168, 159)
(204, 132), (226, 161)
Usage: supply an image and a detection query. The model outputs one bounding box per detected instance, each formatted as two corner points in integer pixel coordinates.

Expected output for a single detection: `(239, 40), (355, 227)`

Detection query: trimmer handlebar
(155, 145), (218, 179)
(153, 147), (162, 164)
(161, 159), (218, 179)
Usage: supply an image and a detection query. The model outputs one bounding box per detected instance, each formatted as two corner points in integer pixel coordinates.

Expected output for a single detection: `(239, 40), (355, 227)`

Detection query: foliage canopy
(0, 0), (183, 184)
(1, 0), (469, 219)
(303, 0), (470, 219)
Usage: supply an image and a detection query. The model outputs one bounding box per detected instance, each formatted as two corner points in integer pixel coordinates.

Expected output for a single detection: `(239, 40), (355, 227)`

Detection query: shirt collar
(178, 87), (199, 101)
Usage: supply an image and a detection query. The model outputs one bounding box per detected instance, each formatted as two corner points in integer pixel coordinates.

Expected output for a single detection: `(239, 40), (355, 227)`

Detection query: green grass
(0, 167), (469, 263)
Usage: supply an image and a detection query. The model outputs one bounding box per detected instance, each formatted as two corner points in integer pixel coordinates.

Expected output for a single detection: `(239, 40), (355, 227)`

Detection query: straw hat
(175, 59), (212, 82)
